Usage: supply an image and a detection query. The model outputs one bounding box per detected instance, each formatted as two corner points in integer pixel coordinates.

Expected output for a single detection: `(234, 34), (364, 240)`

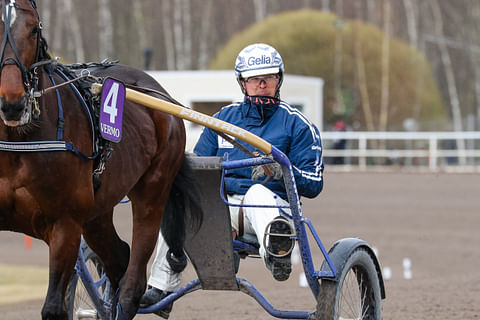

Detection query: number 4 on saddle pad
(99, 77), (126, 143)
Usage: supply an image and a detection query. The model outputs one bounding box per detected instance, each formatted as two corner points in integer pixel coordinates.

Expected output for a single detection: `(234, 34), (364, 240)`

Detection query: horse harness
(0, 0), (274, 193)
(0, 0), (123, 194)
(0, 57), (121, 193)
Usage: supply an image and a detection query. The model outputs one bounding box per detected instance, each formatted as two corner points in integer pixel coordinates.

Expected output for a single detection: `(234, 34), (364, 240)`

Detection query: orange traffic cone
(25, 235), (32, 250)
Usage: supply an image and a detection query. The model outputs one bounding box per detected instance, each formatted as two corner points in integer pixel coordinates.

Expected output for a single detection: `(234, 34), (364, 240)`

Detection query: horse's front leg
(41, 219), (82, 320)
(115, 200), (166, 320)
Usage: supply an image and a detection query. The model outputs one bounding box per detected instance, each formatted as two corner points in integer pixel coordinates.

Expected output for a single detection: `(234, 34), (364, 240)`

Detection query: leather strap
(238, 200), (245, 237)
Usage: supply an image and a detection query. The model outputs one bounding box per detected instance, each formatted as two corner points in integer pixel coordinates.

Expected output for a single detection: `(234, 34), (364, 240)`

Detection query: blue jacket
(194, 98), (324, 200)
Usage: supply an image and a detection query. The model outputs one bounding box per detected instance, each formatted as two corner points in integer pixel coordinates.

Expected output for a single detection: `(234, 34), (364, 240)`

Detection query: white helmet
(234, 43), (284, 79)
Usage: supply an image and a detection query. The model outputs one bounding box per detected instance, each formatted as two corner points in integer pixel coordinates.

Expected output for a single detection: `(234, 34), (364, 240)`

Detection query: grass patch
(0, 264), (48, 305)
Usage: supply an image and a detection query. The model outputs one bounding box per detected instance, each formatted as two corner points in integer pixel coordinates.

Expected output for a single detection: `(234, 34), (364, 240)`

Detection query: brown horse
(0, 1), (201, 319)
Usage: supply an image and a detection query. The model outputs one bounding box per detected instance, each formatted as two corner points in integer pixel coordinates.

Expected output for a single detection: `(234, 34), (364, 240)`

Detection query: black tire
(316, 248), (382, 320)
(65, 244), (107, 320)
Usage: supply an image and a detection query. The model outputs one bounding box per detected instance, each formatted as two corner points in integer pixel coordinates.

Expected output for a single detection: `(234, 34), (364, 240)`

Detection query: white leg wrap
(147, 232), (182, 292)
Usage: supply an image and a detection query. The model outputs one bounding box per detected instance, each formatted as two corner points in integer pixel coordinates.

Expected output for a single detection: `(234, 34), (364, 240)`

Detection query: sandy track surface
(1, 172), (479, 319)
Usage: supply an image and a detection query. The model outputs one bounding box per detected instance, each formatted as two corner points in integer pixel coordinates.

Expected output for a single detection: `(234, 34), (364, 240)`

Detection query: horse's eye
(31, 26), (39, 36)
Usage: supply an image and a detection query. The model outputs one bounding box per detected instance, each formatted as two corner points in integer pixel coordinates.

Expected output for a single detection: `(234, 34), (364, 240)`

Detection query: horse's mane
(38, 33), (51, 61)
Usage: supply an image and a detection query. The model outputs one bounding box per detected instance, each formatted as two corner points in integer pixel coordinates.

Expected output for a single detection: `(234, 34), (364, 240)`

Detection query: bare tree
(162, 0), (175, 70)
(198, 0), (213, 69)
(430, 0), (466, 163)
(470, 3), (480, 130)
(321, 0), (330, 11)
(182, 0), (192, 69)
(253, 0), (267, 21)
(379, 0), (391, 131)
(98, 0), (113, 59)
(333, 0), (345, 115)
(166, 0), (195, 70)
(354, 22), (375, 131)
(52, 2), (65, 58)
(173, 0), (185, 69)
(63, 0), (85, 62)
(402, 0), (418, 49)
(365, 0), (377, 24)
(40, 0), (51, 41)
(133, 1), (148, 52)
(303, 0), (312, 8)
(430, 0), (463, 132)
(402, 0), (425, 120)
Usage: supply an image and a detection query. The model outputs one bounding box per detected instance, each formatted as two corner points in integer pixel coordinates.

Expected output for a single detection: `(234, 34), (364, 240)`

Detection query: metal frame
(74, 242), (113, 320)
(74, 152), (338, 319)
(219, 152), (337, 297)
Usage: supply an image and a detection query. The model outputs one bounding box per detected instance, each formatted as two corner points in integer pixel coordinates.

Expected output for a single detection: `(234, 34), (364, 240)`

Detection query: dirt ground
(1, 171), (479, 319)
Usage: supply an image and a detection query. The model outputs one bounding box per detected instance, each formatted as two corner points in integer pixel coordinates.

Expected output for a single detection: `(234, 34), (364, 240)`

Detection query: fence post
(429, 135), (438, 171)
(359, 134), (367, 170)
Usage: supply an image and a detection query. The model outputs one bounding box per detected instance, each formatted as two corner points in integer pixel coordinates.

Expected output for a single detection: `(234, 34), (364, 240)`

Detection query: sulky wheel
(65, 242), (109, 320)
(316, 247), (382, 320)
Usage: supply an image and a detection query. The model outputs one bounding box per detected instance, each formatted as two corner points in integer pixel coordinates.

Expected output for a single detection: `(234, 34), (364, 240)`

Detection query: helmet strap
(237, 77), (248, 96)
(274, 71), (283, 99)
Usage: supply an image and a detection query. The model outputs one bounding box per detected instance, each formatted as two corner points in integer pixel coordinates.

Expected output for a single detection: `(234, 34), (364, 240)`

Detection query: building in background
(148, 71), (324, 151)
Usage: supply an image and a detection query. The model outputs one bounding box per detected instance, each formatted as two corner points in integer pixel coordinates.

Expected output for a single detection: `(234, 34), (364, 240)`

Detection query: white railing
(321, 131), (480, 172)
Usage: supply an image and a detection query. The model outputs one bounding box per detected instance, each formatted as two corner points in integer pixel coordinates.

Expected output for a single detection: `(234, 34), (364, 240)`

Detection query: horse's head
(0, 0), (42, 127)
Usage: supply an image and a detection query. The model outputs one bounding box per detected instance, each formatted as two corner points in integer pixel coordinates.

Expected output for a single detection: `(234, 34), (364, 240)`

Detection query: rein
(36, 72), (99, 96)
(124, 84), (267, 157)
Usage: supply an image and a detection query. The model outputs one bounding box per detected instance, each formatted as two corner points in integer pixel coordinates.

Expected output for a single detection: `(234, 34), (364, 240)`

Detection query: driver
(140, 43), (324, 318)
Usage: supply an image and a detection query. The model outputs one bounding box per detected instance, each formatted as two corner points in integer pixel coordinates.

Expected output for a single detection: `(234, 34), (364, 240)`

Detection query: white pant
(147, 183), (290, 291)
(147, 231), (183, 292)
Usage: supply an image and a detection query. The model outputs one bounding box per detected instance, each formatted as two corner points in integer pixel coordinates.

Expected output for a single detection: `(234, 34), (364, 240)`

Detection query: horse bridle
(0, 0), (43, 116)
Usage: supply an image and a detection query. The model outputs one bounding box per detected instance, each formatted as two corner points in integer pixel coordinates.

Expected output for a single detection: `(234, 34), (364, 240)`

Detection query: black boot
(265, 217), (294, 281)
(140, 287), (173, 319)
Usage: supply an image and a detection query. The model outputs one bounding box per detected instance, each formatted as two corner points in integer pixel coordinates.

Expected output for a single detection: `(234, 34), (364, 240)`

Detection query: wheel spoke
(75, 308), (98, 319)
(73, 260), (104, 318)
(338, 269), (362, 319)
(66, 251), (108, 320)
